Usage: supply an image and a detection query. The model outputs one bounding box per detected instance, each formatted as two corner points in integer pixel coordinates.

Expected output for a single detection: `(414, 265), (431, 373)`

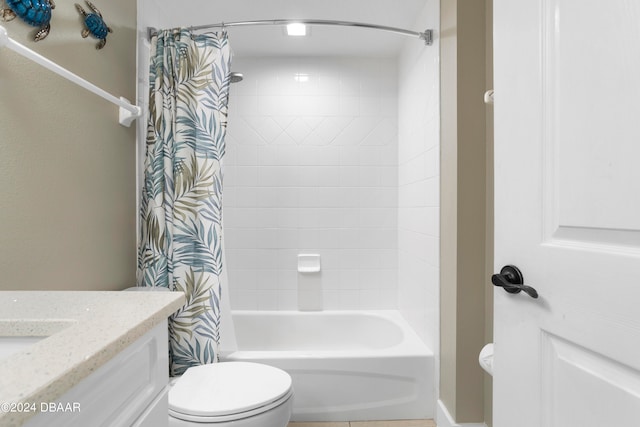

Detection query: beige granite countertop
(0, 291), (185, 427)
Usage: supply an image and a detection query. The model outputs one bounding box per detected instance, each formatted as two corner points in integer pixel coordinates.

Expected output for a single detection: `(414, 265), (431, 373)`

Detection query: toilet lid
(168, 362), (292, 418)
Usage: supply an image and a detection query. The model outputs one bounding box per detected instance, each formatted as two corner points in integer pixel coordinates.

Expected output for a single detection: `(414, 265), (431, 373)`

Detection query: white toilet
(168, 361), (293, 427)
(124, 287), (293, 427)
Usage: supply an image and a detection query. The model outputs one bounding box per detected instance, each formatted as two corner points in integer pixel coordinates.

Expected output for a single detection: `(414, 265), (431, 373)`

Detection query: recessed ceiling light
(286, 23), (307, 36)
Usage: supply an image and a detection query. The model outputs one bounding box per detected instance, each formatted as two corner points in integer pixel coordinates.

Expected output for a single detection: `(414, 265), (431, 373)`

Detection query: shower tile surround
(397, 0), (440, 354)
(223, 2), (439, 339)
(225, 57), (399, 310)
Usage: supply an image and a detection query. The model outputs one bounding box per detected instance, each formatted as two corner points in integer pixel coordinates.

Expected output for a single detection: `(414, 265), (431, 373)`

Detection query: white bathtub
(223, 310), (434, 422)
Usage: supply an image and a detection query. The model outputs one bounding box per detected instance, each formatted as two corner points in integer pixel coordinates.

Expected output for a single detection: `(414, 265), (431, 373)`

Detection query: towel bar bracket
(0, 25), (9, 48)
(119, 98), (142, 127)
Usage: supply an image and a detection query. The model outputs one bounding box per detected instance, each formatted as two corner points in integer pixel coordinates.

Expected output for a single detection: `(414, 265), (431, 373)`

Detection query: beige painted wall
(0, 1), (137, 291)
(440, 0), (491, 423)
(439, 0), (459, 416)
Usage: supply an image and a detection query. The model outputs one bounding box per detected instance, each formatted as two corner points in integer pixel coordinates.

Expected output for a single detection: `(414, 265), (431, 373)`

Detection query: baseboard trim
(436, 400), (487, 427)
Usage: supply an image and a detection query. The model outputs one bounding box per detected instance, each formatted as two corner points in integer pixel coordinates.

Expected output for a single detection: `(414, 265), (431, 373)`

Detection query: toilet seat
(168, 361), (293, 423)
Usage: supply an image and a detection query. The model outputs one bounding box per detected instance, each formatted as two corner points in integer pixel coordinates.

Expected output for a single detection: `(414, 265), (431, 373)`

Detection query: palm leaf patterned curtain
(138, 29), (231, 376)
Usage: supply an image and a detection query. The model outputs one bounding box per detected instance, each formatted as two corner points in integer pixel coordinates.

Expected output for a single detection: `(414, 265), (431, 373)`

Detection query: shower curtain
(138, 29), (231, 376)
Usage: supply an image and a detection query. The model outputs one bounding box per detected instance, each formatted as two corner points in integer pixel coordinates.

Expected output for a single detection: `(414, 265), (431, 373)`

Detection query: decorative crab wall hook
(0, 0), (55, 41)
(75, 0), (111, 49)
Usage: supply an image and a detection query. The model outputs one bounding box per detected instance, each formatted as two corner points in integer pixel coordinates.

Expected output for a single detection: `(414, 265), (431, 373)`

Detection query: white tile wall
(221, 1), (439, 343)
(397, 0), (440, 355)
(224, 57), (398, 310)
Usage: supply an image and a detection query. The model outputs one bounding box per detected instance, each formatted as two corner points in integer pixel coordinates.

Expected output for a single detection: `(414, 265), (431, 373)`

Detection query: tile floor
(288, 420), (436, 427)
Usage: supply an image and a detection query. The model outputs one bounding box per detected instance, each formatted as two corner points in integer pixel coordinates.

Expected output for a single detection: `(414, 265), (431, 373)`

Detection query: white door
(493, 1), (640, 426)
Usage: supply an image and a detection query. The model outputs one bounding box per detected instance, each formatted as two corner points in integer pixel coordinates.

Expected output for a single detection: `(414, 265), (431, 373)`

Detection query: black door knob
(491, 265), (538, 299)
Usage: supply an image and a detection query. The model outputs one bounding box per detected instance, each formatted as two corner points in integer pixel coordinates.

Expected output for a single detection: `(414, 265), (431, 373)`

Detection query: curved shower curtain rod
(147, 19), (434, 46)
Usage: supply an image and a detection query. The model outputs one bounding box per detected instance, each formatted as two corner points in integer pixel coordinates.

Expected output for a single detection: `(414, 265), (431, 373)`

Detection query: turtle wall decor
(0, 0), (55, 41)
(75, 0), (111, 49)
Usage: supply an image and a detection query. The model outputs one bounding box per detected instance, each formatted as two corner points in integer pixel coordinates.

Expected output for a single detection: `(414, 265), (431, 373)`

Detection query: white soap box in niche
(298, 254), (321, 273)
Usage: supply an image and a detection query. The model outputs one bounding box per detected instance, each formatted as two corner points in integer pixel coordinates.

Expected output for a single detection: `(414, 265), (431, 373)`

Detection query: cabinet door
(25, 321), (169, 427)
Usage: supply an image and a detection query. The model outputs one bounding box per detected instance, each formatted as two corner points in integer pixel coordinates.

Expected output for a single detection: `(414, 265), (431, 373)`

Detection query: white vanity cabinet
(24, 321), (170, 427)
